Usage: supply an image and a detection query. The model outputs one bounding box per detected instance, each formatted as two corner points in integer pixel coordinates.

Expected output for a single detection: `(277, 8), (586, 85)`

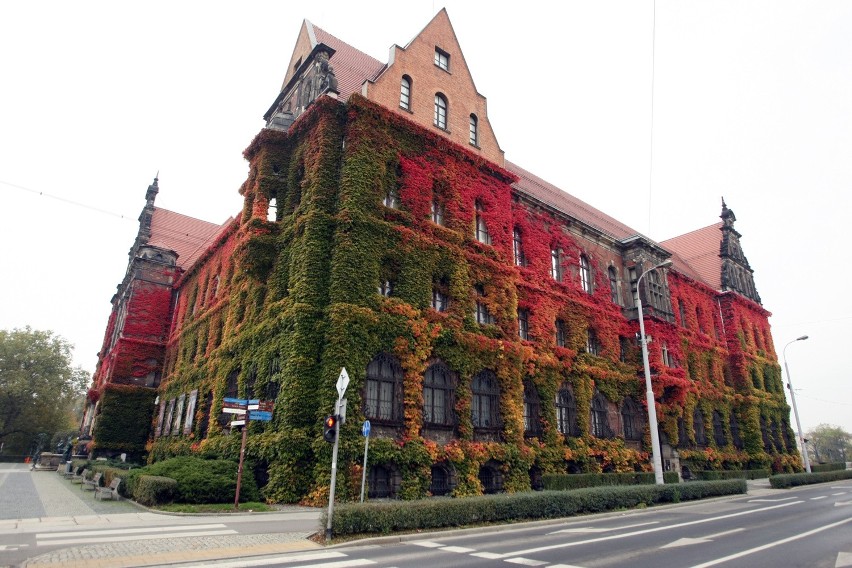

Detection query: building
(82, 10), (801, 502)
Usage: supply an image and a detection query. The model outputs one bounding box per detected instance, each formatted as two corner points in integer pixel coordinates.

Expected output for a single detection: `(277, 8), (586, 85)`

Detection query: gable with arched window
(364, 353), (403, 423)
(555, 382), (578, 436)
(471, 369), (500, 430)
(423, 361), (455, 427)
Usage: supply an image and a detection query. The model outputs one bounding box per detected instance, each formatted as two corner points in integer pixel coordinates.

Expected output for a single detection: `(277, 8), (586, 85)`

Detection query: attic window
(434, 48), (450, 71)
(293, 57), (302, 72)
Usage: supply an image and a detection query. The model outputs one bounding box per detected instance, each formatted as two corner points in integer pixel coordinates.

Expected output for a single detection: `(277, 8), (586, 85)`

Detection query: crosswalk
(168, 550), (376, 567)
(35, 523), (237, 546)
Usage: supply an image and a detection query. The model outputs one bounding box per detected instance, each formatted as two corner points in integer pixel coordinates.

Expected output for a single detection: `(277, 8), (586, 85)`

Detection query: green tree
(0, 328), (89, 455)
(806, 424), (851, 464)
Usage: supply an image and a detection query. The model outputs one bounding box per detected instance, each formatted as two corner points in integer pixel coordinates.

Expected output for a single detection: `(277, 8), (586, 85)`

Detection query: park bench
(65, 465), (83, 480)
(71, 468), (89, 484)
(81, 471), (102, 491)
(94, 477), (122, 501)
(58, 461), (73, 476)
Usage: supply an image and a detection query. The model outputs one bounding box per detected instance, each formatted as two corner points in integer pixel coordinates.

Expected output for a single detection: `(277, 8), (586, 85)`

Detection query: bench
(95, 477), (122, 501)
(71, 468), (89, 484)
(58, 461), (73, 476)
(81, 471), (102, 491)
(65, 465), (83, 480)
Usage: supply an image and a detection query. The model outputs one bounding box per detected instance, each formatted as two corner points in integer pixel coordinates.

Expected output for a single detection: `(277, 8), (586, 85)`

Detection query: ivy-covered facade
(83, 10), (801, 503)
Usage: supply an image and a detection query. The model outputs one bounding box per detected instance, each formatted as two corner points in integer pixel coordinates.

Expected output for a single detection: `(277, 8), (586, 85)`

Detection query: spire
(145, 173), (159, 208)
(718, 200), (761, 304)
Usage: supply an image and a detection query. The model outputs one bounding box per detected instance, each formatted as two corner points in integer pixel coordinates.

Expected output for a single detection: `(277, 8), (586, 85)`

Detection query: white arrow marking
(836, 501), (852, 507)
(662, 528), (743, 548)
(836, 551), (852, 568)
(549, 521), (658, 535)
(505, 558), (548, 566)
(747, 496), (797, 502)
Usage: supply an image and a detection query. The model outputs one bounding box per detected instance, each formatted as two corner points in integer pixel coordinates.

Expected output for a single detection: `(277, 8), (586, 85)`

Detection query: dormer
(362, 9), (505, 166)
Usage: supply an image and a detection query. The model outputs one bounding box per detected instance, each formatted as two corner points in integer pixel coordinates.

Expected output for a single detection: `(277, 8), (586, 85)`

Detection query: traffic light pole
(325, 398), (341, 542)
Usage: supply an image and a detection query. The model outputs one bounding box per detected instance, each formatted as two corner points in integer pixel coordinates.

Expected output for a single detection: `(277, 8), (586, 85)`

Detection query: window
(551, 248), (563, 282)
(580, 254), (592, 293)
(591, 392), (612, 438)
(434, 93), (448, 129)
(523, 381), (541, 437)
(383, 187), (399, 209)
(608, 266), (619, 304)
(693, 408), (706, 445)
(621, 398), (642, 440)
(475, 286), (493, 325)
(434, 48), (450, 71)
(712, 411), (725, 446)
(696, 307), (706, 334)
(678, 299), (687, 327)
(431, 289), (448, 312)
(661, 342), (672, 367)
(364, 354), (403, 422)
(512, 228), (526, 267)
(368, 465), (393, 498)
(555, 383), (578, 436)
(431, 197), (445, 225)
(399, 75), (411, 110)
(267, 198), (277, 222)
(555, 319), (566, 348)
(469, 114), (478, 146)
(645, 269), (670, 314)
(585, 328), (600, 356)
(472, 370), (500, 429)
(423, 362), (454, 426)
(474, 201), (490, 244)
(518, 308), (530, 340)
(619, 336), (629, 363)
(430, 464), (450, 496)
(378, 280), (393, 297)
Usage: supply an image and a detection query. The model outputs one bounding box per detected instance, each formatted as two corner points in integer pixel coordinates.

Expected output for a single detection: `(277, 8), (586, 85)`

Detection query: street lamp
(636, 258), (672, 485)
(783, 335), (811, 473)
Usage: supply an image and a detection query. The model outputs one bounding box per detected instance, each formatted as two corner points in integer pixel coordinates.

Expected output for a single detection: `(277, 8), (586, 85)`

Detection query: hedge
(121, 456), (259, 504)
(542, 471), (680, 490)
(326, 480), (747, 536)
(769, 469), (852, 489)
(692, 469), (769, 481)
(134, 475), (178, 506)
(811, 462), (847, 473)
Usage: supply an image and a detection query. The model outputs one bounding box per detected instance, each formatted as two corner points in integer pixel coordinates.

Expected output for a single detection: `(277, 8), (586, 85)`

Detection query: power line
(1, 179), (135, 220)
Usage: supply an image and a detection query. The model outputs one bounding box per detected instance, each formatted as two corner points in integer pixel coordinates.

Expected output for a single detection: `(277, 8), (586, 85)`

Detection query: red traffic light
(323, 414), (338, 443)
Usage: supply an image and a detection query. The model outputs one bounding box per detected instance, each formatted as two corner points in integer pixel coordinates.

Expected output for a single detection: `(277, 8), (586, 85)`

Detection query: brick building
(83, 10), (800, 500)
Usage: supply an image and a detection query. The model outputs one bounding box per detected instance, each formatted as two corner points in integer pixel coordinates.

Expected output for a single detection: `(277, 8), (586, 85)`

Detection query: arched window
(434, 93), (448, 129)
(693, 408), (706, 445)
(469, 114), (478, 146)
(364, 354), (403, 423)
(513, 227), (526, 266)
(591, 392), (611, 438)
(580, 254), (593, 293)
(523, 380), (541, 437)
(399, 75), (411, 110)
(423, 361), (454, 426)
(621, 398), (642, 440)
(478, 461), (502, 494)
(712, 411), (725, 446)
(430, 464), (450, 496)
(474, 200), (490, 244)
(267, 198), (277, 222)
(555, 382), (578, 436)
(368, 465), (393, 498)
(608, 266), (619, 304)
(471, 370), (500, 429)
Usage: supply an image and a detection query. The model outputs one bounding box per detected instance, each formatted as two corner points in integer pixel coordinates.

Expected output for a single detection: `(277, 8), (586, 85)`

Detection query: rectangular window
(378, 280), (393, 297)
(431, 198), (445, 225)
(551, 248), (563, 281)
(513, 228), (526, 267)
(383, 188), (399, 209)
(586, 329), (600, 356)
(434, 48), (450, 71)
(432, 289), (448, 312)
(518, 308), (530, 340)
(555, 319), (566, 347)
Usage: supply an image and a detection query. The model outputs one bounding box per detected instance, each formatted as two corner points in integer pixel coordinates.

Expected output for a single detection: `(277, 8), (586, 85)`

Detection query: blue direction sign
(362, 420), (371, 437)
(223, 398), (248, 414)
(251, 411), (273, 422)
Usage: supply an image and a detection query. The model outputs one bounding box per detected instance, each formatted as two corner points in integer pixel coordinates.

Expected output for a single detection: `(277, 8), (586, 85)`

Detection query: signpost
(221, 397), (275, 509)
(326, 368), (349, 541)
(359, 420), (371, 503)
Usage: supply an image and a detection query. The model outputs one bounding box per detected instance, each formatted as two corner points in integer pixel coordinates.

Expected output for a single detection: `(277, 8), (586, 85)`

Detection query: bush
(811, 462), (847, 473)
(769, 469), (852, 488)
(130, 456), (259, 504)
(542, 471), (679, 490)
(327, 480), (746, 536)
(134, 475), (177, 506)
(692, 469), (769, 481)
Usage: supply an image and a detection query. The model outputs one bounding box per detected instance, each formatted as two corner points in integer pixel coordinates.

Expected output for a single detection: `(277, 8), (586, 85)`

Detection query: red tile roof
(311, 24), (386, 101)
(148, 208), (229, 270)
(660, 223), (723, 290)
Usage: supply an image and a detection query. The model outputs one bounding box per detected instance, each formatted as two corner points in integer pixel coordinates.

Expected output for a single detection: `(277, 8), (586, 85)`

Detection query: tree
(0, 327), (89, 455)
(806, 424), (852, 464)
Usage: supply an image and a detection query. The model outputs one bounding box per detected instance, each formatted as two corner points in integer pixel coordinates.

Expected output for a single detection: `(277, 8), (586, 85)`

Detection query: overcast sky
(2, 1), (850, 436)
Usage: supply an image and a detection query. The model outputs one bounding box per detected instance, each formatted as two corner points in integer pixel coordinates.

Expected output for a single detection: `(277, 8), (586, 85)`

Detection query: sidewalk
(0, 464), (321, 567)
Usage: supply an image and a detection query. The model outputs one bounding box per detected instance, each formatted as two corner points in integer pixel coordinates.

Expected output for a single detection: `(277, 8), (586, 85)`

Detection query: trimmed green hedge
(542, 471), (680, 490)
(327, 480), (746, 536)
(134, 475), (177, 506)
(123, 456), (259, 504)
(811, 462), (847, 473)
(769, 469), (852, 488)
(692, 469), (769, 481)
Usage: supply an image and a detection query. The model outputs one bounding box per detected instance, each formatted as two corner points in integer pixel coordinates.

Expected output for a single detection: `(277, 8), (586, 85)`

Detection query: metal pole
(783, 336), (811, 473)
(360, 432), (369, 503)
(636, 259), (670, 485)
(234, 409), (249, 509)
(325, 399), (341, 541)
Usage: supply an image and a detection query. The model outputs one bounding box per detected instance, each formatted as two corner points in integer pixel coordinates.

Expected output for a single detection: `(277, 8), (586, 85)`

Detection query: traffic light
(323, 414), (338, 444)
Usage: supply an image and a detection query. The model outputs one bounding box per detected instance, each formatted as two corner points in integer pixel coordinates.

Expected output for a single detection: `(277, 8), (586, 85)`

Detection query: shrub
(128, 456), (260, 504)
(134, 475), (177, 506)
(811, 462), (846, 473)
(327, 480), (746, 536)
(769, 469), (852, 489)
(692, 469), (769, 481)
(542, 471), (679, 490)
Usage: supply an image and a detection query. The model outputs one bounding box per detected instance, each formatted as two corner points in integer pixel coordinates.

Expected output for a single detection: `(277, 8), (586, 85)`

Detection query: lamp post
(783, 335), (811, 473)
(636, 258), (672, 485)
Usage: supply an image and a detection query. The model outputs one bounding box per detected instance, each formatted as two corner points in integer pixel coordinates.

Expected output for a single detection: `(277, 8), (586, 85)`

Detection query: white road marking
(549, 565), (588, 568)
(836, 551), (852, 568)
(811, 496), (828, 500)
(440, 545), (475, 553)
(472, 551), (504, 559)
(549, 521), (659, 535)
(661, 528), (744, 548)
(747, 496), (797, 503)
(411, 540), (444, 548)
(687, 517), (852, 567)
(169, 551), (350, 567)
(832, 492), (847, 496)
(504, 558), (548, 566)
(836, 501), (852, 507)
(36, 523), (228, 538)
(504, 500), (803, 558)
(37, 528), (236, 546)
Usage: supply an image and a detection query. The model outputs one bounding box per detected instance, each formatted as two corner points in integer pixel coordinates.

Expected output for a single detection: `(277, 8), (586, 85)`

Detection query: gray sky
(1, 1), (850, 435)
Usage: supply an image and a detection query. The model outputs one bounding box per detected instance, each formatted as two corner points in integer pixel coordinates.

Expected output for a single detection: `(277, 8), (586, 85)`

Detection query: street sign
(230, 419), (246, 427)
(336, 368), (350, 399)
(257, 400), (274, 412)
(223, 398), (248, 413)
(362, 420), (371, 437)
(251, 411), (273, 421)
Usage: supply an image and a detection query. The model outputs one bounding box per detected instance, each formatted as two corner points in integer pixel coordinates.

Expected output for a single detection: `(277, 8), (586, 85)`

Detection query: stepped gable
(148, 208), (229, 270)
